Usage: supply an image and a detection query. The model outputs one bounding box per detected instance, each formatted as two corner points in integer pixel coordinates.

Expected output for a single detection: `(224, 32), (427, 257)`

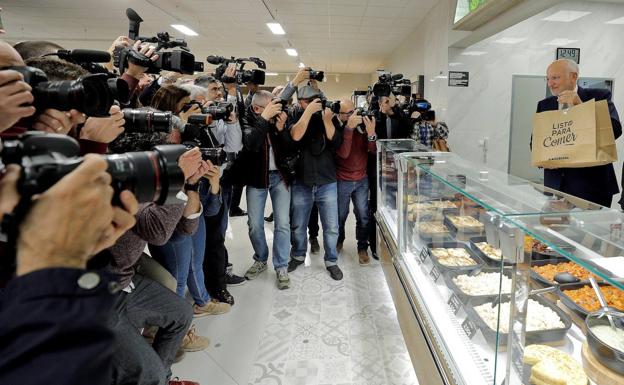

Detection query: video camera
(114, 8), (203, 75)
(405, 99), (434, 122)
(3, 66), (126, 117)
(0, 132), (186, 205)
(123, 108), (173, 133)
(372, 71), (412, 98)
(207, 55), (266, 85)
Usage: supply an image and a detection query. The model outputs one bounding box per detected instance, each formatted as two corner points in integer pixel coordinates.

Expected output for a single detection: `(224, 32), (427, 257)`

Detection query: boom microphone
(56, 49), (112, 63)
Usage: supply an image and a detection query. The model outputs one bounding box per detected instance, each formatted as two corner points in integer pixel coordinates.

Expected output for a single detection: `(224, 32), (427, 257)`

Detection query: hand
(292, 67), (310, 86)
(379, 97), (393, 115)
(92, 190), (138, 255)
(204, 160), (221, 194)
(179, 103), (201, 123)
(125, 40), (160, 80)
(304, 98), (322, 117)
(16, 155), (116, 275)
(346, 113), (363, 130)
(260, 99), (282, 121)
(0, 70), (37, 131)
(178, 147), (202, 180)
(160, 71), (183, 85)
(33, 109), (85, 134)
(106, 36), (132, 70)
(0, 165), (21, 218)
(363, 116), (376, 136)
(223, 65), (237, 93)
(322, 107), (334, 124)
(410, 111), (421, 119)
(188, 160), (210, 184)
(275, 111), (287, 131)
(80, 105), (125, 143)
(557, 90), (582, 106)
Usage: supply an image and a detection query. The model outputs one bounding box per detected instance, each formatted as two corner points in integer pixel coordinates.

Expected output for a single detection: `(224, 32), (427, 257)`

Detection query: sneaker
(287, 258), (305, 273)
(180, 325), (210, 352)
(336, 241), (343, 254)
(193, 299), (231, 317)
(169, 378), (199, 385)
(226, 272), (247, 286)
(326, 265), (343, 281)
(264, 213), (274, 222)
(309, 237), (320, 253)
(229, 207), (247, 217)
(245, 260), (268, 280)
(173, 350), (186, 363)
(212, 288), (235, 306)
(276, 269), (290, 290)
(371, 251), (379, 260)
(358, 249), (371, 266)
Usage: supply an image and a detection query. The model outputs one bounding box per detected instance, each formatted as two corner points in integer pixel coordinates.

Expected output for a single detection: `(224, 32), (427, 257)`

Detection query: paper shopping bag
(594, 99), (618, 165)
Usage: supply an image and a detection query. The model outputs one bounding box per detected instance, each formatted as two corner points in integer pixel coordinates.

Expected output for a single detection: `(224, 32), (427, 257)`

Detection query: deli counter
(374, 139), (624, 385)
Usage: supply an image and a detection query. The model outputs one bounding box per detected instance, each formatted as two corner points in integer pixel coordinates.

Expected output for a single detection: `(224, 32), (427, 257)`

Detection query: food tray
(469, 236), (515, 266)
(444, 214), (485, 239)
(443, 267), (513, 304)
(557, 282), (624, 319)
(415, 221), (455, 243)
(464, 294), (572, 347)
(530, 259), (572, 287)
(425, 241), (484, 272)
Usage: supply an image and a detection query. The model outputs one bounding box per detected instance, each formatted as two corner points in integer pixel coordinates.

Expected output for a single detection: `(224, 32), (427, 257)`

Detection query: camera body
(320, 99), (341, 114)
(199, 147), (227, 166)
(404, 99), (434, 122)
(182, 101), (234, 122)
(1, 132), (186, 205)
(272, 98), (289, 110)
(309, 69), (324, 82)
(207, 55), (266, 85)
(372, 72), (411, 98)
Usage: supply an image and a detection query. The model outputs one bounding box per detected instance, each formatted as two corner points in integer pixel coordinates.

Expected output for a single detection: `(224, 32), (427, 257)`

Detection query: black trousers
(367, 153), (377, 255)
(202, 204), (228, 294)
(308, 202), (319, 238)
(230, 184), (244, 212)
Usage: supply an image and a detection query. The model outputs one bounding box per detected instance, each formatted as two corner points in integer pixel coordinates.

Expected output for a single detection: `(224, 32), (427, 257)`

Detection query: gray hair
(556, 59), (579, 76)
(179, 83), (209, 101)
(251, 90), (274, 107)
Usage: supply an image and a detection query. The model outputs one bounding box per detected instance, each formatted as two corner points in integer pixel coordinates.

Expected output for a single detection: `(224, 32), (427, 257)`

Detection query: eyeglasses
(338, 110), (355, 116)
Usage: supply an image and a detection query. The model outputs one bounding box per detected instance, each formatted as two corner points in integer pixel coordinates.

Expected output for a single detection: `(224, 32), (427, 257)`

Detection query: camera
(309, 69), (324, 82)
(320, 99), (341, 114)
(357, 109), (377, 118)
(199, 147), (227, 166)
(1, 132), (186, 205)
(272, 98), (289, 110)
(113, 8), (202, 75)
(372, 72), (411, 98)
(123, 108), (173, 133)
(207, 55), (266, 85)
(405, 98), (434, 122)
(3, 66), (124, 117)
(182, 101), (234, 122)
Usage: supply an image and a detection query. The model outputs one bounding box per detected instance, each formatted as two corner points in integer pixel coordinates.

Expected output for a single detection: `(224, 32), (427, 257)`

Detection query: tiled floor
(172, 197), (418, 385)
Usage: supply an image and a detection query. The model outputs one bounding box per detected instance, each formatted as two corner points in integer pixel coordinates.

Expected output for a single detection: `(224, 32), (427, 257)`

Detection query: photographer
(412, 107), (449, 149)
(280, 68), (344, 280)
(335, 100), (376, 265)
(241, 91), (294, 289)
(376, 93), (412, 140)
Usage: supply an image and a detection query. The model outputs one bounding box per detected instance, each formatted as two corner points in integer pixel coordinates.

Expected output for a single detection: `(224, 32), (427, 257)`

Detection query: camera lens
(187, 114), (214, 126)
(123, 109), (173, 133)
(108, 78), (131, 105)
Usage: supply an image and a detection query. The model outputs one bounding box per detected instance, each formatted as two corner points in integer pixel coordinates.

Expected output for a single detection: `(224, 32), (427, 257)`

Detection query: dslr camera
(320, 99), (341, 114)
(182, 101), (234, 124)
(308, 69), (324, 82)
(372, 71), (412, 98)
(405, 99), (434, 122)
(0, 132), (186, 205)
(114, 8), (203, 75)
(207, 55), (266, 85)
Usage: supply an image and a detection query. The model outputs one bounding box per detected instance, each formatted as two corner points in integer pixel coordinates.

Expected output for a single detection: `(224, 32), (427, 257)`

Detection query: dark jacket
(375, 106), (412, 140)
(536, 86), (622, 205)
(242, 107), (296, 188)
(287, 106), (343, 186)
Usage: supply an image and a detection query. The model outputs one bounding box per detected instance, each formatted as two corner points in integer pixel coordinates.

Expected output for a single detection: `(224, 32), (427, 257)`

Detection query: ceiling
(0, 0), (438, 74)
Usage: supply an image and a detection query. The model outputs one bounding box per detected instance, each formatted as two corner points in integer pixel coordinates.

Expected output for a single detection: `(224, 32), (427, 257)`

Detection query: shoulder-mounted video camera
(113, 8), (204, 75)
(373, 71), (411, 98)
(206, 55), (266, 85)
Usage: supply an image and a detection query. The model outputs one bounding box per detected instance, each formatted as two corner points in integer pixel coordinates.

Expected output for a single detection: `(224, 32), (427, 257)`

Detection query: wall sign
(556, 48), (580, 64)
(449, 71), (469, 87)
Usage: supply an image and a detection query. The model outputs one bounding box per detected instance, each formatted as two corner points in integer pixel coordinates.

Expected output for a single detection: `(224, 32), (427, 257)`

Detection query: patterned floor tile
(383, 353), (419, 385)
(350, 354), (388, 384)
(248, 361), (286, 385)
(319, 319), (350, 359)
(283, 359), (320, 385)
(317, 359), (352, 384)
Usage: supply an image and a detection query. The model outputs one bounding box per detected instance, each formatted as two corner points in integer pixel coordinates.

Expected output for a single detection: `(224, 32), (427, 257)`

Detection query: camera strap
(0, 196), (34, 274)
(126, 49), (153, 68)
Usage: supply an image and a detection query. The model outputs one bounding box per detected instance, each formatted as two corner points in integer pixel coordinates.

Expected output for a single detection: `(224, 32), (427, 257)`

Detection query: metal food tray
(443, 214), (485, 239)
(469, 236), (515, 266)
(529, 258), (571, 287)
(464, 294), (572, 347)
(415, 221), (455, 244)
(425, 241), (484, 272)
(442, 267), (513, 304)
(557, 281), (624, 319)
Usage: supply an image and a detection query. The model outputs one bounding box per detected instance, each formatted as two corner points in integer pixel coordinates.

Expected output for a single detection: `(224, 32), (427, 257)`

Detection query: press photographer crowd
(0, 8), (449, 385)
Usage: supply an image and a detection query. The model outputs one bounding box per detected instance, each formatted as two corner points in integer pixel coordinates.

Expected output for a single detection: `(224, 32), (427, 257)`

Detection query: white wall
(262, 73), (372, 101)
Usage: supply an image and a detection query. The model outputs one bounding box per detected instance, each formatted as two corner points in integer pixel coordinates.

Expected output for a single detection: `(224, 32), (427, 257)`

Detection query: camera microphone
(56, 49), (112, 63)
(391, 73), (404, 81)
(206, 55), (225, 65)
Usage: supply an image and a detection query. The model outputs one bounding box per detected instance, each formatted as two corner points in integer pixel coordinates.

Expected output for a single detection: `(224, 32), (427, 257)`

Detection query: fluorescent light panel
(448, 62), (463, 67)
(266, 22), (286, 35)
(542, 10), (591, 23)
(286, 48), (298, 56)
(461, 51), (487, 56)
(265, 72), (279, 76)
(544, 38), (578, 46)
(606, 16), (624, 24)
(171, 24), (198, 36)
(493, 37), (527, 44)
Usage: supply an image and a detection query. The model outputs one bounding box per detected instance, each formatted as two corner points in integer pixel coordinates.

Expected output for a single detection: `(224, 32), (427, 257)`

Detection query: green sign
(469, 0), (488, 12)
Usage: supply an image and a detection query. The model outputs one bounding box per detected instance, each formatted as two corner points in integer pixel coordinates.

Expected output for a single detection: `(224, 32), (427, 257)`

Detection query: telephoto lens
(187, 114), (214, 126)
(123, 109), (173, 133)
(204, 102), (234, 121)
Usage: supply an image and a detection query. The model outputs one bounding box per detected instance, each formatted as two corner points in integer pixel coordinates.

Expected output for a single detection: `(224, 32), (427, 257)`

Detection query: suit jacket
(375, 106), (412, 140)
(536, 86), (622, 205)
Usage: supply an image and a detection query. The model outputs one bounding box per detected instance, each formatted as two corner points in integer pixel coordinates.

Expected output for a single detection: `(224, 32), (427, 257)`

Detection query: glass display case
(374, 150), (624, 385)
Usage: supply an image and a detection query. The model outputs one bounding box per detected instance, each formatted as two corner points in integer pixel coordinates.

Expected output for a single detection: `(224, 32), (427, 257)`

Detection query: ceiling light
(493, 37), (527, 44)
(265, 72), (279, 76)
(171, 24), (198, 36)
(544, 38), (578, 46)
(448, 62), (463, 67)
(298, 62), (306, 68)
(435, 75), (448, 79)
(461, 51), (487, 56)
(542, 10), (591, 23)
(605, 16), (624, 24)
(266, 22), (286, 35)
(286, 48), (298, 56)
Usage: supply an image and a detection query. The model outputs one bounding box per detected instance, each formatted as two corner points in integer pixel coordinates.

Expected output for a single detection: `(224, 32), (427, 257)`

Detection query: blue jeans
(246, 171), (290, 270)
(149, 218), (210, 306)
(337, 178), (370, 251)
(290, 181), (339, 266)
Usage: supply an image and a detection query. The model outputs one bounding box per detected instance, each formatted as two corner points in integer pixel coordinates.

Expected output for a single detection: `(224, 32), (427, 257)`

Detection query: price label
(462, 318), (477, 339)
(418, 248), (429, 263)
(429, 265), (441, 282)
(447, 293), (462, 315)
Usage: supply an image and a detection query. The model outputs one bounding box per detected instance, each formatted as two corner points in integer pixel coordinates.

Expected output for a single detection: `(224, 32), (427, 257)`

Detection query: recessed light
(544, 38), (578, 46)
(542, 10), (591, 23)
(265, 72), (279, 76)
(493, 37), (527, 44)
(286, 48), (298, 56)
(605, 16), (624, 25)
(266, 23), (286, 35)
(298, 62), (305, 68)
(171, 24), (198, 36)
(461, 51), (487, 56)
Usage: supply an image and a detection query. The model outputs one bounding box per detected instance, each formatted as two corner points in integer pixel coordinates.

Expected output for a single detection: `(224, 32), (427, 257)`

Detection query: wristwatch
(367, 134), (377, 141)
(184, 182), (199, 192)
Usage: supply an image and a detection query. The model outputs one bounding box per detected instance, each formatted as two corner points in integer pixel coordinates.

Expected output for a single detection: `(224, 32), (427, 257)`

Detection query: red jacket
(335, 127), (376, 181)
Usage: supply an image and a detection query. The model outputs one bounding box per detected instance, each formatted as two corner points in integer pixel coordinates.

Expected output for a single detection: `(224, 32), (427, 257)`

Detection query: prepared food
(523, 345), (588, 385)
(474, 299), (564, 333)
(428, 200), (457, 209)
(561, 285), (624, 312)
(475, 242), (506, 260)
(430, 248), (476, 267)
(531, 261), (597, 283)
(452, 272), (512, 296)
(417, 222), (449, 235)
(447, 215), (484, 230)
(590, 324), (624, 352)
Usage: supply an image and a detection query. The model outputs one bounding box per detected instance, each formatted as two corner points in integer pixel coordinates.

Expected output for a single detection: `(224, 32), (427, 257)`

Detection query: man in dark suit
(536, 59), (622, 207)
